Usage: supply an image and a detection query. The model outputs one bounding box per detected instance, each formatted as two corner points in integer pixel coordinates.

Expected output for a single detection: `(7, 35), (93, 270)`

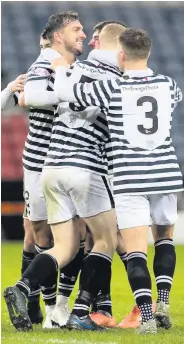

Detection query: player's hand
(50, 57), (70, 71)
(10, 74), (26, 93)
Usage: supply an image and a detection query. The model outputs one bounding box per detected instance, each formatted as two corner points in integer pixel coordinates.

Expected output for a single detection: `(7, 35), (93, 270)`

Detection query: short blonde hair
(99, 23), (127, 46)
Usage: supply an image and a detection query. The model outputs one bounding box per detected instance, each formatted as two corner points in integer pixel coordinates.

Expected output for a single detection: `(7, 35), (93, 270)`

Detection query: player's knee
(153, 224), (174, 241)
(32, 220), (52, 246)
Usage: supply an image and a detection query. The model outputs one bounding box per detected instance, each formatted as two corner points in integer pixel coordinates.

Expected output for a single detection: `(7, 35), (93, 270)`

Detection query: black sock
(127, 252), (153, 323)
(154, 239), (176, 305)
(35, 244), (57, 306)
(72, 252), (112, 318)
(95, 292), (112, 317)
(21, 250), (35, 275)
(118, 252), (128, 271)
(16, 253), (58, 298)
(58, 239), (85, 297)
(21, 250), (41, 304)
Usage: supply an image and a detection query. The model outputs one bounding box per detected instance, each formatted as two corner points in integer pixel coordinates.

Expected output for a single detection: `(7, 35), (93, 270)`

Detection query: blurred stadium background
(1, 1), (184, 242)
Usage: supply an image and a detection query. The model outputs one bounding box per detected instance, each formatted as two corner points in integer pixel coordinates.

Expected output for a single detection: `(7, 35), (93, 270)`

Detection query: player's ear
(54, 31), (63, 44)
(147, 49), (151, 59)
(121, 51), (126, 61)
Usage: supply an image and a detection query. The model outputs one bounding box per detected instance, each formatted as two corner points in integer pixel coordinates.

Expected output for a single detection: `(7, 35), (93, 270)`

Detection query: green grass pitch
(1, 242), (184, 344)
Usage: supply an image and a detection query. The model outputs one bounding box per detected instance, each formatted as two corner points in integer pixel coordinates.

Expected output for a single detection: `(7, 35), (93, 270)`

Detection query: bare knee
(116, 230), (126, 254)
(152, 224), (174, 242)
(32, 220), (53, 247)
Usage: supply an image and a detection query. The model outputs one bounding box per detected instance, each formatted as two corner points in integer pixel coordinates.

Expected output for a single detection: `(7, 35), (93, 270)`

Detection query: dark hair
(44, 11), (79, 42)
(40, 28), (49, 40)
(119, 28), (151, 60)
(94, 20), (127, 33)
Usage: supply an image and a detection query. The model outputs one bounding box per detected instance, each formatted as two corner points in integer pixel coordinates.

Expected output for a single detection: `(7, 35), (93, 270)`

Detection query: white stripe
(89, 252), (112, 263)
(155, 240), (174, 247)
(156, 275), (173, 281)
(134, 292), (152, 299)
(134, 288), (151, 296)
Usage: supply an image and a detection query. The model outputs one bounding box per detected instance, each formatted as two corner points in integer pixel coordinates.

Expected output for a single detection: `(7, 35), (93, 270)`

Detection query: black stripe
(27, 132), (51, 141)
(114, 175), (182, 186)
(114, 150), (175, 159)
(52, 125), (108, 144)
(113, 159), (178, 168)
(119, 78), (169, 86)
(130, 74), (156, 80)
(114, 185), (183, 194)
(25, 76), (48, 83)
(24, 147), (47, 156)
(22, 155), (45, 164)
(44, 161), (106, 175)
(102, 176), (114, 208)
(114, 167), (181, 177)
(26, 138), (49, 149)
(29, 123), (52, 132)
(78, 61), (99, 68)
(29, 109), (54, 116)
(49, 76), (55, 84)
(23, 162), (42, 172)
(47, 85), (54, 91)
(47, 152), (105, 165)
(13, 94), (18, 105)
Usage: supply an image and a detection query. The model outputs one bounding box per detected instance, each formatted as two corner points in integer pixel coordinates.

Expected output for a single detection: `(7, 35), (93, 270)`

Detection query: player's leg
(52, 217), (86, 327)
(65, 170), (117, 330)
(150, 193), (177, 329)
(89, 184), (116, 327)
(115, 194), (157, 334)
(116, 229), (141, 328)
(21, 214), (43, 324)
(3, 168), (80, 331)
(24, 170), (58, 329)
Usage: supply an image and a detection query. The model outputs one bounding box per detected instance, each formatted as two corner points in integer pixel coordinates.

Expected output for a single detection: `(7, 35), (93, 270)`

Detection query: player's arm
(24, 67), (59, 108)
(1, 74), (25, 110)
(54, 65), (116, 113)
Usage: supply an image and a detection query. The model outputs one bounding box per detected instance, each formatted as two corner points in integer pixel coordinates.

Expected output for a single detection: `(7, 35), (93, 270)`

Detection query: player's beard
(64, 40), (83, 57)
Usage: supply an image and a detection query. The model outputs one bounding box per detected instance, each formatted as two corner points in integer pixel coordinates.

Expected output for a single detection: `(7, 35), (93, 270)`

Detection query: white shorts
(41, 167), (112, 224)
(115, 193), (178, 229)
(23, 170), (47, 221)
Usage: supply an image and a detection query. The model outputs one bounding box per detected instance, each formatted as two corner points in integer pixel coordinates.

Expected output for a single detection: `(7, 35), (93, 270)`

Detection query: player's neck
(124, 61), (148, 71)
(51, 45), (75, 64)
(99, 43), (117, 51)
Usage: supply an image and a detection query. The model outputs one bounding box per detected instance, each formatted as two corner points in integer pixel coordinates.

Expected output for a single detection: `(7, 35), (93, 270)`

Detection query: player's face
(39, 37), (51, 51)
(61, 20), (86, 56)
(88, 30), (100, 49)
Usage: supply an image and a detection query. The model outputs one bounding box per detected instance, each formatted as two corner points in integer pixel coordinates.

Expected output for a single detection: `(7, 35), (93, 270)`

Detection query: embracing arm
(24, 79), (59, 108)
(54, 65), (116, 112)
(1, 74), (25, 110)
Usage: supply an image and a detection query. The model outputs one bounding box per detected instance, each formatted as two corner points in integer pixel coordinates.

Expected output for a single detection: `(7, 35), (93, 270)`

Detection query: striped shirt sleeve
(73, 78), (118, 114)
(25, 61), (53, 84)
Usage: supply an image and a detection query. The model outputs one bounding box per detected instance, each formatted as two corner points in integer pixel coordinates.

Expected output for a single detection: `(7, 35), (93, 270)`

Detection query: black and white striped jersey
(44, 52), (122, 176)
(69, 69), (183, 195)
(22, 53), (56, 172)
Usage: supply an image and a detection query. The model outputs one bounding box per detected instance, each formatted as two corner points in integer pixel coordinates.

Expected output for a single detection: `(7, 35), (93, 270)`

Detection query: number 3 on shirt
(122, 86), (171, 151)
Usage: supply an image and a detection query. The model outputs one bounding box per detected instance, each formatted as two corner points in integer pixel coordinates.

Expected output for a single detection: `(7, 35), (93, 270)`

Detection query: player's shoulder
(72, 59), (100, 72)
(26, 55), (53, 81)
(27, 54), (52, 74)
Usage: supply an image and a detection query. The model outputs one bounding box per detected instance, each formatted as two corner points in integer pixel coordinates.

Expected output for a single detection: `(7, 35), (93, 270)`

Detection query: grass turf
(1, 242), (184, 344)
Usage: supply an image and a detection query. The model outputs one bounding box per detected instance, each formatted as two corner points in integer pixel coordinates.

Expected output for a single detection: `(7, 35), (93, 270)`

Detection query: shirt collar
(87, 49), (119, 68)
(123, 68), (154, 78)
(41, 48), (61, 62)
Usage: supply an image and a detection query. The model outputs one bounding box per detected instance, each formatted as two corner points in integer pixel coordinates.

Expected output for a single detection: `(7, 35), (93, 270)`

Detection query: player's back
(106, 71), (183, 195)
